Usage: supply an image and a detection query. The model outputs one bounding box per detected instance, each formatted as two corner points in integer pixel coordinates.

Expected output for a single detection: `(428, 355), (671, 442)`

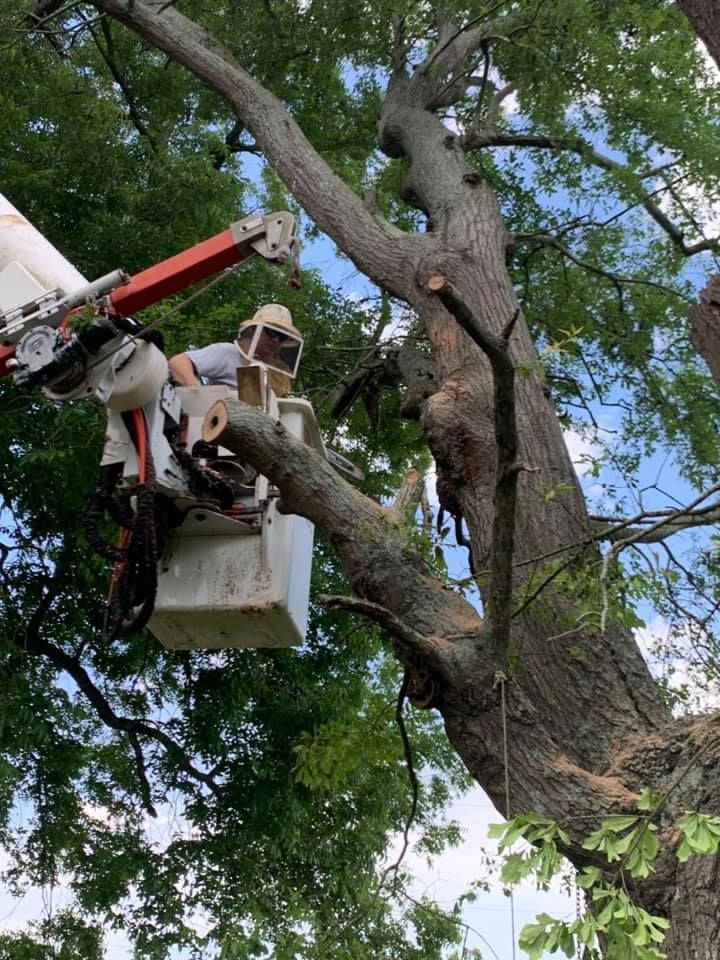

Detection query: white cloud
(384, 785), (575, 958)
(635, 616), (720, 713)
(563, 428), (602, 476)
(426, 462), (439, 508)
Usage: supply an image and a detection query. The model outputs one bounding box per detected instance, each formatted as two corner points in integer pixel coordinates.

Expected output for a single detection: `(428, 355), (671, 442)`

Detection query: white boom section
(0, 193), (87, 303)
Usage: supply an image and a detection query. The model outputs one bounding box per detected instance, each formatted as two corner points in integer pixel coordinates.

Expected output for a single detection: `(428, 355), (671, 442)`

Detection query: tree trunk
(84, 1), (720, 952)
(678, 0), (720, 68)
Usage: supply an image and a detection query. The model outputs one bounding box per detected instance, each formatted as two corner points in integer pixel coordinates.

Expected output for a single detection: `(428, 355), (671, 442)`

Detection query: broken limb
(383, 467), (426, 527)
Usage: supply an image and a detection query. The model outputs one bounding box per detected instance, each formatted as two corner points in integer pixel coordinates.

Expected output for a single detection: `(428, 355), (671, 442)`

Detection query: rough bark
(678, 0), (720, 69)
(688, 275), (720, 390)
(87, 1), (720, 953)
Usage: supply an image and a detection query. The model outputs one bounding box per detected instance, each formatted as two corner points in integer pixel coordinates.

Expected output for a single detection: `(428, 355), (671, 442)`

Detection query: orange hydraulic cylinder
(108, 228), (251, 317)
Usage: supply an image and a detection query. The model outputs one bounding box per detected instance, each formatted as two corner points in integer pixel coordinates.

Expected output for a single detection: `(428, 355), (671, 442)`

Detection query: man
(168, 303), (302, 397)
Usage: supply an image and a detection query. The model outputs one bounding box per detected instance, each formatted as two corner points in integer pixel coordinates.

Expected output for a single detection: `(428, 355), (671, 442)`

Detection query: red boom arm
(0, 212), (295, 378)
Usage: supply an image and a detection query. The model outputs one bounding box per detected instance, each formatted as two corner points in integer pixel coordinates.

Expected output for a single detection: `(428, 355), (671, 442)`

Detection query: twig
(380, 670), (419, 883)
(318, 593), (446, 665)
(464, 134), (719, 257)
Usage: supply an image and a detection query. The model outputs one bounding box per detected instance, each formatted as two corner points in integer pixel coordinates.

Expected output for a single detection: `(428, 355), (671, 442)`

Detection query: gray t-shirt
(184, 342), (246, 388)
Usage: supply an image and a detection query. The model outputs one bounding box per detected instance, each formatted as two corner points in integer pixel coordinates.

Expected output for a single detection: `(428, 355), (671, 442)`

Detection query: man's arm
(168, 352), (200, 386)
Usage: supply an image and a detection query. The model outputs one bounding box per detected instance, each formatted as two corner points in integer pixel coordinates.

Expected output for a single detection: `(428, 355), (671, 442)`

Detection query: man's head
(236, 303), (303, 377)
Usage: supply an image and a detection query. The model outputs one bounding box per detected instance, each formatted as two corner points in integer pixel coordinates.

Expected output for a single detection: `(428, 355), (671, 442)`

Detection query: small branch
(318, 593), (447, 666)
(511, 546), (588, 621)
(516, 233), (692, 302)
(17, 623), (221, 796)
(599, 481), (720, 633)
(426, 276), (519, 651)
(591, 501), (720, 543)
(467, 79), (517, 138)
(464, 134), (720, 257)
(87, 16), (157, 148)
(211, 117), (261, 168)
(328, 349), (384, 421)
(128, 730), (157, 816)
(485, 80), (517, 127)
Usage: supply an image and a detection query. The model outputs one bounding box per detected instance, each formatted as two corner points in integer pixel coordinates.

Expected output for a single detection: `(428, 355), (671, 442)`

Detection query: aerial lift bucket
(147, 369), (326, 650)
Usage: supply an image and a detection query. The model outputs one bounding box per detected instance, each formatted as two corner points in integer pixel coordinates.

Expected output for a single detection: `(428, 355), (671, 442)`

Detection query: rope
(576, 879), (583, 960)
(494, 670), (517, 960)
(83, 262), (244, 373)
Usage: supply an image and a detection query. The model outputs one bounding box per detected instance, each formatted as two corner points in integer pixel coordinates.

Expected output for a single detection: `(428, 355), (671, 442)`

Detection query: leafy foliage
(493, 787), (720, 960)
(1, 0), (720, 955)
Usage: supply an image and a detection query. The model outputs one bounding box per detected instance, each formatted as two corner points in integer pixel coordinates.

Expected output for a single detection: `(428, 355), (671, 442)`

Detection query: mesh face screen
(237, 322), (303, 377)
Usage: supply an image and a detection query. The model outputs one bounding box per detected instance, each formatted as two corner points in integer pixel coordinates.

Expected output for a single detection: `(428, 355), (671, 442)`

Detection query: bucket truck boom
(0, 194), (326, 650)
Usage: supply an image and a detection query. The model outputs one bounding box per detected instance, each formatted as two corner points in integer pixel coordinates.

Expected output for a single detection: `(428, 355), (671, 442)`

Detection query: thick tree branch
(88, 0), (429, 301)
(202, 398), (482, 648)
(199, 399), (687, 850)
(678, 0), (720, 69)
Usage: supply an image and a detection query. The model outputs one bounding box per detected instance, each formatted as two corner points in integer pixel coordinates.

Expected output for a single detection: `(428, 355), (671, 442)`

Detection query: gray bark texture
(679, 0), (720, 69)
(689, 276), (720, 391)
(91, 1), (720, 955)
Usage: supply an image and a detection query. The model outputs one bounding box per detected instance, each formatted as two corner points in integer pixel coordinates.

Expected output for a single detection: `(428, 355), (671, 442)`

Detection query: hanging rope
(494, 670), (517, 960)
(83, 263), (242, 374)
(576, 879), (583, 960)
